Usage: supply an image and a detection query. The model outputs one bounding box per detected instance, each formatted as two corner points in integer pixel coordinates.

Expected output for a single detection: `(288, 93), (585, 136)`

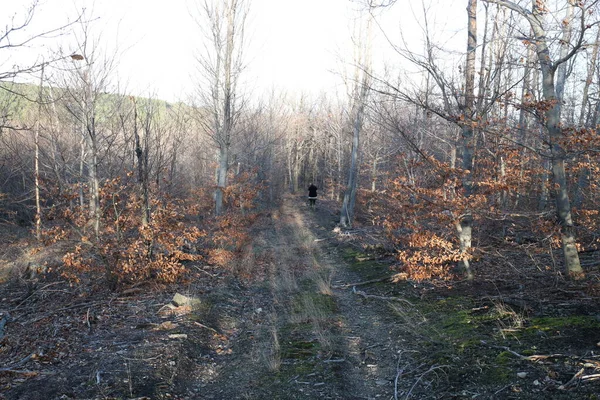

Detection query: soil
(1, 195), (599, 399)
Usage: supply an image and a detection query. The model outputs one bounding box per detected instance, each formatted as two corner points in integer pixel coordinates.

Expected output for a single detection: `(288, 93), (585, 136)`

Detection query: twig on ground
(405, 364), (448, 399)
(581, 374), (600, 382)
(85, 307), (92, 330)
(194, 321), (219, 334)
(494, 384), (511, 395)
(313, 237), (335, 242)
(194, 266), (219, 278)
(10, 282), (67, 311)
(322, 358), (345, 363)
(0, 353), (34, 373)
(394, 353), (406, 400)
(559, 367), (585, 390)
(480, 341), (576, 362)
(119, 354), (162, 362)
(333, 276), (392, 288)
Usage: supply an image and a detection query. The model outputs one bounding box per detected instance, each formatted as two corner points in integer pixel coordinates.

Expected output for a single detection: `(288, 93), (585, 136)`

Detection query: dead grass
(490, 299), (527, 339)
(271, 265), (299, 294)
(264, 318), (282, 372)
(315, 273), (333, 296)
(389, 302), (432, 338)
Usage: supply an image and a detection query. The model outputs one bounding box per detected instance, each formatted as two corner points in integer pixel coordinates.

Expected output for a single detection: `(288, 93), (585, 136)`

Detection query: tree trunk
(457, 0), (477, 280)
(340, 15), (371, 228)
(340, 98), (365, 227)
(88, 128), (100, 241)
(515, 30), (535, 207)
(133, 100), (150, 227)
(371, 150), (379, 192)
(536, 7), (583, 278)
(215, 145), (228, 216)
(34, 64), (44, 242)
(79, 135), (86, 209)
(539, 156), (549, 211)
(214, 0), (237, 216)
(555, 1), (574, 111)
(574, 28), (599, 207)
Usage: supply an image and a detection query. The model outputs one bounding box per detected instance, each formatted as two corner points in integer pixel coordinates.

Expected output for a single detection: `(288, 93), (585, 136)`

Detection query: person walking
(308, 183), (318, 209)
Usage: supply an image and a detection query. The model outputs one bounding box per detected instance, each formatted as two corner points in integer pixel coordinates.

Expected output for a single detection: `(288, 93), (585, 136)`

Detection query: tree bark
(580, 27), (600, 126)
(34, 64), (44, 242)
(132, 99), (150, 227)
(214, 0), (236, 216)
(215, 144), (229, 215)
(340, 15), (371, 228)
(340, 93), (366, 227)
(457, 0), (477, 280)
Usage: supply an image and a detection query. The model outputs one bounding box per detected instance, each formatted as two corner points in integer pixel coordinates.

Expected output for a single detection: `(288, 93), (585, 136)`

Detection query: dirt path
(186, 196), (404, 399)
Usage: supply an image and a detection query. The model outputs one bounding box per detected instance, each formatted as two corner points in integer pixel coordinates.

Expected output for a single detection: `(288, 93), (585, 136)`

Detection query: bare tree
(340, 13), (373, 228)
(192, 0), (249, 215)
(60, 14), (119, 240)
(0, 1), (82, 231)
(482, 0), (599, 278)
(0, 1), (79, 83)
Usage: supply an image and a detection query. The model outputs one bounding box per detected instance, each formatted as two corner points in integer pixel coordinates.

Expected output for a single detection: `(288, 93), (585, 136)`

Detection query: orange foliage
(374, 156), (473, 280)
(44, 176), (205, 287)
(192, 170), (264, 273)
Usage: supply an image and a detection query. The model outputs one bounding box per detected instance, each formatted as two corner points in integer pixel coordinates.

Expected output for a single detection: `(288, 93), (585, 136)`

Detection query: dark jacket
(308, 184), (318, 197)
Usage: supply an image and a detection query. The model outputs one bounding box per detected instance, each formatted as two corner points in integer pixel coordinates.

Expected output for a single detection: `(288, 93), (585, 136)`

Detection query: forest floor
(1, 195), (600, 399)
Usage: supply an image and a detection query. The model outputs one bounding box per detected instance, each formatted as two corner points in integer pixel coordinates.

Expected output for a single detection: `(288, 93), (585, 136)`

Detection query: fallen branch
(333, 276), (392, 288)
(480, 342), (600, 369)
(313, 236), (335, 242)
(194, 321), (219, 334)
(394, 354), (406, 400)
(0, 353), (34, 374)
(194, 266), (219, 278)
(10, 282), (66, 311)
(353, 287), (414, 306)
(559, 367), (586, 390)
(480, 341), (569, 362)
(582, 374), (600, 382)
(405, 364), (449, 399)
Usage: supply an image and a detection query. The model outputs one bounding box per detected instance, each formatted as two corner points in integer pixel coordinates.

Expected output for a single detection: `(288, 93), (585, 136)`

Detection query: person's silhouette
(308, 183), (318, 209)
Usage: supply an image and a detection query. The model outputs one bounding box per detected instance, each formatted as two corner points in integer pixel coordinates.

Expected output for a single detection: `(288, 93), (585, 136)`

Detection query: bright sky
(6, 0), (467, 102)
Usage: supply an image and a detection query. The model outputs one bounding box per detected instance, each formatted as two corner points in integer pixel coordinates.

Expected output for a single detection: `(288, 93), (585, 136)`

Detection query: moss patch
(527, 315), (600, 331)
(292, 292), (337, 315)
(280, 338), (320, 360)
(342, 248), (389, 281)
